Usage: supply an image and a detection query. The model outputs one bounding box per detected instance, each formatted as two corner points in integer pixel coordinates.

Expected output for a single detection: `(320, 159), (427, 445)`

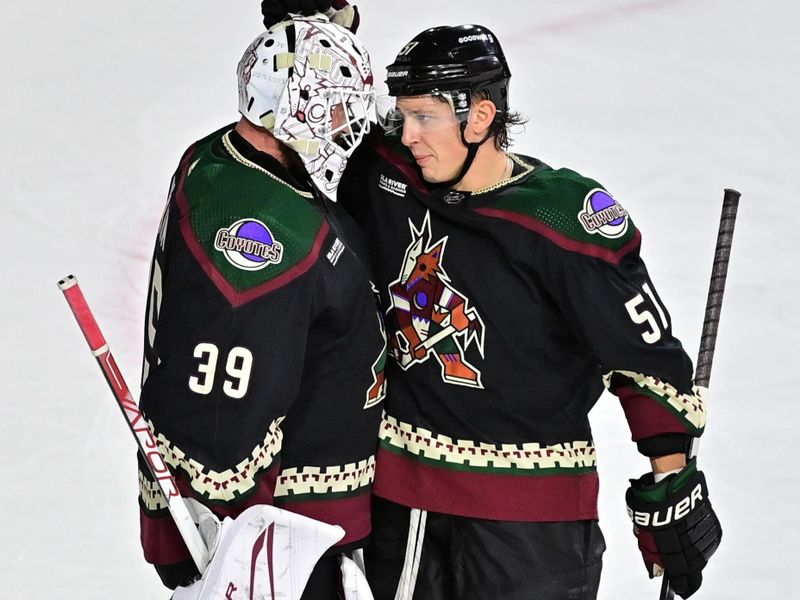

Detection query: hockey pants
(364, 497), (605, 600)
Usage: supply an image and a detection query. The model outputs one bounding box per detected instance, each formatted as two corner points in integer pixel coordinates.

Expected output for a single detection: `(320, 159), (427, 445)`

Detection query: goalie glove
(626, 458), (722, 599)
(172, 503), (344, 600)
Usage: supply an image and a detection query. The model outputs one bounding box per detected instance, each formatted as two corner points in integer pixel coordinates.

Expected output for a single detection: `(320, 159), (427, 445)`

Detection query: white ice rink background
(1, 1), (797, 598)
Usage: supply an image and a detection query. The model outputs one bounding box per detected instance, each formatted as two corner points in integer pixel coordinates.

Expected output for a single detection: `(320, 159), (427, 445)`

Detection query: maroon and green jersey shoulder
(476, 159), (641, 264)
(176, 125), (329, 304)
(138, 125), (386, 567)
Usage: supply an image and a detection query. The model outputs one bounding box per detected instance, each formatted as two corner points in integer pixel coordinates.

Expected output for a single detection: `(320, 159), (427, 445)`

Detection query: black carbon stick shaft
(694, 189), (741, 388)
(659, 189), (740, 600)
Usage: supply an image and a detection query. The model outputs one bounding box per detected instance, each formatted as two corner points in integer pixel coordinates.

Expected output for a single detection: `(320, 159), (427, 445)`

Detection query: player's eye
(414, 113), (435, 123)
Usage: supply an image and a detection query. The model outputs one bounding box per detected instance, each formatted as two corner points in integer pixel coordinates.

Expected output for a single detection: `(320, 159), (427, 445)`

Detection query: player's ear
(466, 98), (497, 140)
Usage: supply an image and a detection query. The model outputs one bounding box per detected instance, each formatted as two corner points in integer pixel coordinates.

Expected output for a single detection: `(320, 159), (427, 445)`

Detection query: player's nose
(400, 120), (418, 147)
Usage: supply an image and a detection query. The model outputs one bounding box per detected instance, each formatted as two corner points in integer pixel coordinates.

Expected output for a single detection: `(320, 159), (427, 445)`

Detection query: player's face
(396, 96), (467, 183)
(330, 103), (346, 138)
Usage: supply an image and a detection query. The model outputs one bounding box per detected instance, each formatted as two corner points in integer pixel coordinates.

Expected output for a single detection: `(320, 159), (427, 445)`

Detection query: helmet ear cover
(423, 85), (508, 138)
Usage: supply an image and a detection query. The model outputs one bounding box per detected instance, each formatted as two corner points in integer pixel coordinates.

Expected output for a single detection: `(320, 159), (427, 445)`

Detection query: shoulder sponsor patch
(578, 189), (629, 239)
(379, 174), (408, 197)
(214, 218), (284, 271)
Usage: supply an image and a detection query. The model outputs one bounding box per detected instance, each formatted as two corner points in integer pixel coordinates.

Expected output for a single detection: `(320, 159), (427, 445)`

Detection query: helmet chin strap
(438, 121), (494, 189)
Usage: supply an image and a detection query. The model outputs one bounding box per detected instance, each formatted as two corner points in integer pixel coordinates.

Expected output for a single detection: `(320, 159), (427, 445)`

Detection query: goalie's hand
(260, 0), (359, 32)
(626, 458), (722, 599)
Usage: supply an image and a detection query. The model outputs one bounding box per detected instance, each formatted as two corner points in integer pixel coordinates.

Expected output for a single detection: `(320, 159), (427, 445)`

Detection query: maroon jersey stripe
(369, 136), (429, 194)
(615, 384), (695, 440)
(474, 206), (641, 265)
(140, 511), (193, 565)
(373, 449), (599, 522)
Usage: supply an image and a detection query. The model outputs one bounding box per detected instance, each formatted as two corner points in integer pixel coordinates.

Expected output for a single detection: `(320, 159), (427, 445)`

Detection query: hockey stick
(659, 188), (740, 599)
(57, 274), (210, 573)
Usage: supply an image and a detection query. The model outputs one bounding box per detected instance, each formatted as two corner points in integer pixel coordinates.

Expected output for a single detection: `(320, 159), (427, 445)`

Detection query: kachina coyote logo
(387, 211), (485, 388)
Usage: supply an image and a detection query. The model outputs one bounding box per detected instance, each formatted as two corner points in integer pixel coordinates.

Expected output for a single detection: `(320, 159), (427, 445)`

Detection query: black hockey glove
(156, 559), (200, 590)
(261, 0), (329, 27)
(626, 458), (721, 599)
(261, 0), (359, 31)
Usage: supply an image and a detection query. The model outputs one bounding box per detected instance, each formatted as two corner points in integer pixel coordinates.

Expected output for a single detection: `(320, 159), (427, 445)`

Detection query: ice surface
(2, 0), (797, 597)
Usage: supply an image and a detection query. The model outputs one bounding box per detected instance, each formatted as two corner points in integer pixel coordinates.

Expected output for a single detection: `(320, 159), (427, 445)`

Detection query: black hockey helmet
(385, 24), (511, 119)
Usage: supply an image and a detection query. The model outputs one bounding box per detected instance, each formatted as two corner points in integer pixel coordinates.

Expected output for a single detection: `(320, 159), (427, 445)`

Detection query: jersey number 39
(189, 343), (253, 399)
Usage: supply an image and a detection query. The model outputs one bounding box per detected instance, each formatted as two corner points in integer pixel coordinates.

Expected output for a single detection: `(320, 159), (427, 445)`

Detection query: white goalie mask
(237, 14), (375, 201)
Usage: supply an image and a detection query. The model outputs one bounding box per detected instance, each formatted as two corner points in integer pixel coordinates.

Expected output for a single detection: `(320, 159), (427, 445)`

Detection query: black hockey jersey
(339, 133), (704, 522)
(139, 125), (386, 567)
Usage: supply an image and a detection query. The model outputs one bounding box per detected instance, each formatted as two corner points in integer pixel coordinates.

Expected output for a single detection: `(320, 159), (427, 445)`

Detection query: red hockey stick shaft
(57, 274), (209, 573)
(659, 189), (741, 599)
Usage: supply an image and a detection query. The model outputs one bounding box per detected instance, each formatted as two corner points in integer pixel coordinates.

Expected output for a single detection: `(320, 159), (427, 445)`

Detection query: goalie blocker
(626, 458), (722, 599)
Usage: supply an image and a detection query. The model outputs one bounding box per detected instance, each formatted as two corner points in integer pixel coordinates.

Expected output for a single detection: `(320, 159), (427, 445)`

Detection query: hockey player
(139, 14), (386, 598)
(354, 27), (722, 600)
(256, 5), (722, 600)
